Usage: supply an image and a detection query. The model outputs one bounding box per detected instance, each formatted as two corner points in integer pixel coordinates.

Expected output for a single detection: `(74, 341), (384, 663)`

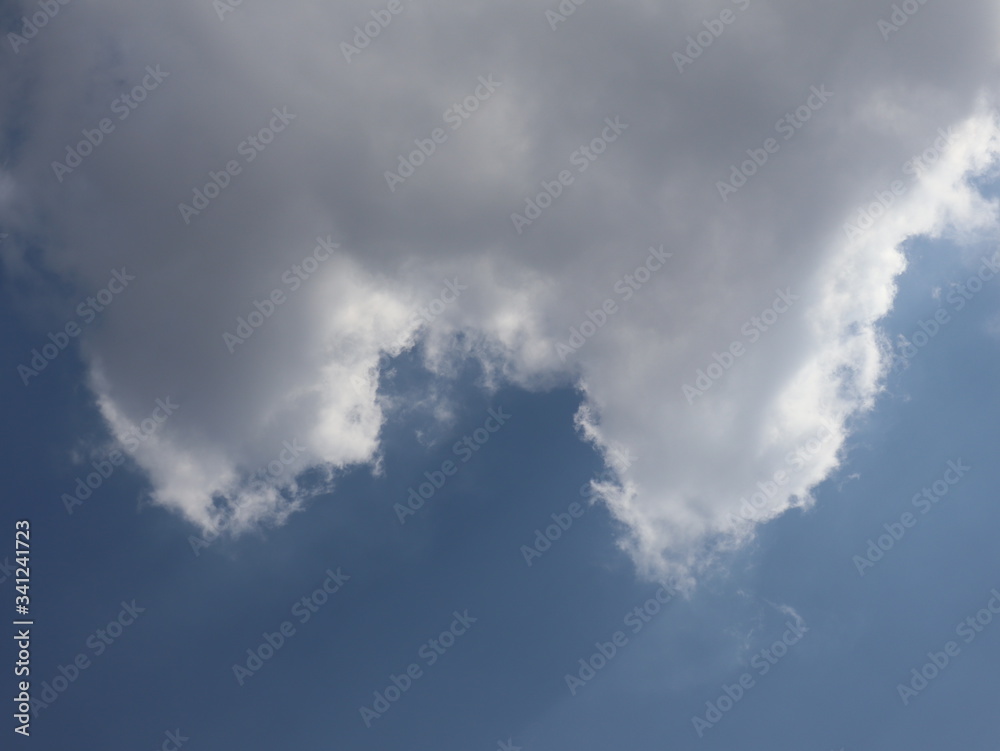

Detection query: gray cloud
(3, 0), (999, 581)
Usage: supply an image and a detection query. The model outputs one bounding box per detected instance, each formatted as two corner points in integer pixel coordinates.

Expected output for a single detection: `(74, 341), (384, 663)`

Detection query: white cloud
(2, 0), (999, 581)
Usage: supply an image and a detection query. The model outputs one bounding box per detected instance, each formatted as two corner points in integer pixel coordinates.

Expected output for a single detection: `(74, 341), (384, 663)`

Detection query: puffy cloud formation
(2, 0), (999, 582)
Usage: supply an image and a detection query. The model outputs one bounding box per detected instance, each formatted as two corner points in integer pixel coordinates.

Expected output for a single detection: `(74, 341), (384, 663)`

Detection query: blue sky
(4, 1), (1000, 749)
(4, 227), (1000, 749)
